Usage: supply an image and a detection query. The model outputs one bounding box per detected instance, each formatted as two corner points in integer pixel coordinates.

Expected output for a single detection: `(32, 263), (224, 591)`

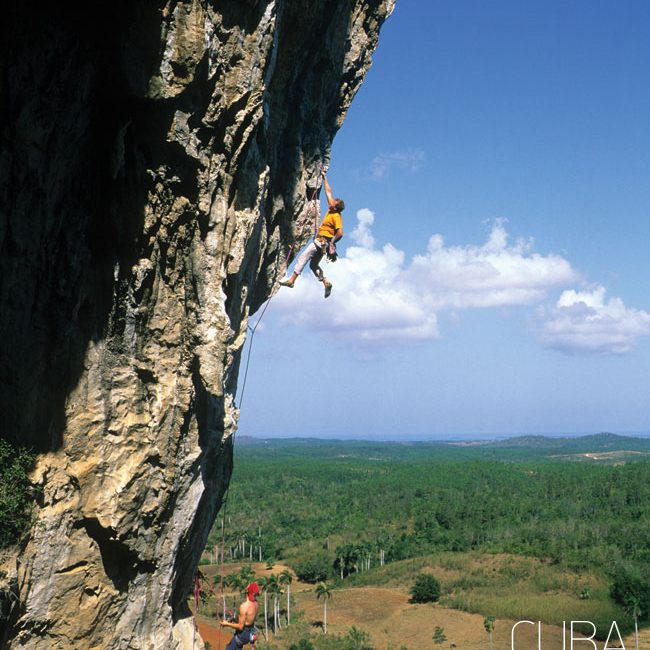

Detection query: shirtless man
(220, 582), (260, 650)
(280, 175), (345, 298)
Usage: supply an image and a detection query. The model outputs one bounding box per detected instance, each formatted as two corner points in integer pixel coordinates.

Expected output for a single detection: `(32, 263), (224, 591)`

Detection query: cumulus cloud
(272, 211), (578, 346)
(540, 286), (650, 354)
(370, 148), (425, 180)
(409, 218), (576, 310)
(350, 208), (375, 248)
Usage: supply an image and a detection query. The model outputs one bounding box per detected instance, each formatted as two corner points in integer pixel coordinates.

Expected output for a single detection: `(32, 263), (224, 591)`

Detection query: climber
(220, 582), (260, 650)
(280, 175), (344, 298)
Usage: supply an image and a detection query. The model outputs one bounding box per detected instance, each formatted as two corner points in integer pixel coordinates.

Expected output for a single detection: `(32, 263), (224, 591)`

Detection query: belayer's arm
(221, 604), (246, 631)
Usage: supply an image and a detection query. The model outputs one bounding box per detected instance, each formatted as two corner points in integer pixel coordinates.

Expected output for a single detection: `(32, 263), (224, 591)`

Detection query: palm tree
(334, 546), (346, 579)
(239, 564), (255, 589)
(484, 616), (496, 650)
(360, 542), (372, 571)
(266, 574), (282, 634)
(350, 544), (361, 574)
(279, 569), (293, 625)
(334, 543), (356, 579)
(213, 574), (228, 619)
(624, 596), (642, 650)
(315, 582), (332, 634)
(256, 576), (269, 641)
(348, 626), (372, 648)
(223, 573), (242, 619)
(229, 529), (243, 559)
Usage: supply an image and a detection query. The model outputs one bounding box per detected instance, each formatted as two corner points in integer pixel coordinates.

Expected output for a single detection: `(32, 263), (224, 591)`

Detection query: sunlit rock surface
(0, 1), (393, 648)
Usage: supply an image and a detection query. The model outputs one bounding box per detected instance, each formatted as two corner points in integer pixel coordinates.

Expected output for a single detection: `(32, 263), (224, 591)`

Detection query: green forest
(205, 434), (650, 639)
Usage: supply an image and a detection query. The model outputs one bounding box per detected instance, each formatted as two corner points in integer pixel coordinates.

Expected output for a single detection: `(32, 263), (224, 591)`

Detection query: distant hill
(487, 432), (650, 451)
(488, 433), (632, 448)
(234, 432), (650, 463)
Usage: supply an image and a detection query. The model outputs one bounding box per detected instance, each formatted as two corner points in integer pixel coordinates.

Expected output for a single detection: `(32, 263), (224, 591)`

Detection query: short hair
(334, 198), (345, 212)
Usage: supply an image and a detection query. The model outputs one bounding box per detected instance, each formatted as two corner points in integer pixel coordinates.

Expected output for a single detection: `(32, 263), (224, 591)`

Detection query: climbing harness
(325, 240), (338, 262)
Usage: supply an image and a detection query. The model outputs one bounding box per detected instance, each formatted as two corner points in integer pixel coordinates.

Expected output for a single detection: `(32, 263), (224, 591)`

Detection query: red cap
(246, 582), (260, 598)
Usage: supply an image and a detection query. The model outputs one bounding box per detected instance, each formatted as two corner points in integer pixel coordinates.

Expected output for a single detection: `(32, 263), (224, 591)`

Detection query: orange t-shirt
(317, 210), (343, 239)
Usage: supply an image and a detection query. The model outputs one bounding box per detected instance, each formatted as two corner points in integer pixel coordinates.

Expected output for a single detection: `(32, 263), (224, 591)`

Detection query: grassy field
(193, 554), (648, 650)
(342, 552), (623, 627)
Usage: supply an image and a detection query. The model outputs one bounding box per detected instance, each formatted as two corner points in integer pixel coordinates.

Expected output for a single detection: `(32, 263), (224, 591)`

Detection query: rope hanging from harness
(190, 167), (327, 649)
(236, 239), (294, 412)
(206, 162), (327, 645)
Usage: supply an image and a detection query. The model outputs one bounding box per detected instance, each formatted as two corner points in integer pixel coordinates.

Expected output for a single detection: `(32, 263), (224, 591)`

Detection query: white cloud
(409, 218), (576, 310)
(350, 208), (375, 248)
(370, 148), (425, 180)
(272, 211), (578, 346)
(540, 286), (650, 354)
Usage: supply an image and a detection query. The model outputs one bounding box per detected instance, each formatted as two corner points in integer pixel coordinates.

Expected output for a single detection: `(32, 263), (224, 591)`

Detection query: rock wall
(0, 1), (394, 648)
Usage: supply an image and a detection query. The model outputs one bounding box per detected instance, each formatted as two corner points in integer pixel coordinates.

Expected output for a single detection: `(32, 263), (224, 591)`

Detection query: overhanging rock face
(0, 1), (394, 648)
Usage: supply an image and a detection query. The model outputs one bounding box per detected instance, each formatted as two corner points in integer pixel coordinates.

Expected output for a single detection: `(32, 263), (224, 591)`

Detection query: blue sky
(237, 1), (650, 440)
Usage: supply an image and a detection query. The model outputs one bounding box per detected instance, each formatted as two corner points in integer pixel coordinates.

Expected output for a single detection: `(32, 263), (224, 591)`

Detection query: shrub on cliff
(0, 440), (37, 548)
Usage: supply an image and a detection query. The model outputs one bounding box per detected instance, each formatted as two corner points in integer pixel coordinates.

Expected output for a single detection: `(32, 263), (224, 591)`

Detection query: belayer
(280, 174), (344, 298)
(220, 582), (260, 650)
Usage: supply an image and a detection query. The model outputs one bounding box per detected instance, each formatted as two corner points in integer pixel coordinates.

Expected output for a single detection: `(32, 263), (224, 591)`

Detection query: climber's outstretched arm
(323, 175), (336, 208)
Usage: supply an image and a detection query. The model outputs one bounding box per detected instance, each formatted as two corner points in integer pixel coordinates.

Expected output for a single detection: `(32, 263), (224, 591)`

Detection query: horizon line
(236, 431), (650, 443)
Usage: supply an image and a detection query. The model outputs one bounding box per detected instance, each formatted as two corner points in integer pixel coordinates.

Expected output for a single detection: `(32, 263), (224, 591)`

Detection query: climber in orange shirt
(280, 175), (344, 298)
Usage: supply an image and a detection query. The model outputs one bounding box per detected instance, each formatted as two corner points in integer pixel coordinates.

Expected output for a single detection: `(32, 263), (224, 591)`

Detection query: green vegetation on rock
(0, 440), (37, 548)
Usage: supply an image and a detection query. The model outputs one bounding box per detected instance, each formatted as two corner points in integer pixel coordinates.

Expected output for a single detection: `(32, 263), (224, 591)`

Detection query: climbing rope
(236, 240), (294, 413)
(210, 238), (293, 649)
(237, 164), (324, 411)
(197, 165), (324, 648)
(193, 574), (200, 648)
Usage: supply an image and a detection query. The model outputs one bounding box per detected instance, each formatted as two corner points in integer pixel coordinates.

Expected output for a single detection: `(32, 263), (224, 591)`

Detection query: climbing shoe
(323, 280), (332, 298)
(279, 280), (294, 288)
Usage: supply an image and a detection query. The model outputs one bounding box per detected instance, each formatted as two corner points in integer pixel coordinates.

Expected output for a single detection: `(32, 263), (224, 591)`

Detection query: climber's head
(331, 198), (345, 212)
(246, 582), (260, 600)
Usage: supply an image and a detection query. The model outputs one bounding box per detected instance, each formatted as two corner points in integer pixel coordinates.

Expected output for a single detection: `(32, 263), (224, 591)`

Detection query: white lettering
(511, 620), (535, 650)
(603, 621), (625, 650)
(571, 621), (597, 650)
(511, 619), (625, 650)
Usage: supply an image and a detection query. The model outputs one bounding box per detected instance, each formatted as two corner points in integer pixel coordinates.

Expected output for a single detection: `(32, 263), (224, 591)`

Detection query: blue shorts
(226, 626), (257, 650)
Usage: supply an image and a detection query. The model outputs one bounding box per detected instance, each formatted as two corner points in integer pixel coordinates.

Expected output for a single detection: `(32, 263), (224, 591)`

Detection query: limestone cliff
(0, 1), (394, 648)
